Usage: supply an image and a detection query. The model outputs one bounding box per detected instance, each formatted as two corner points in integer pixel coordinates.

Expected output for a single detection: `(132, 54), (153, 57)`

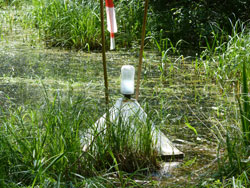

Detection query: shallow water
(0, 7), (237, 186)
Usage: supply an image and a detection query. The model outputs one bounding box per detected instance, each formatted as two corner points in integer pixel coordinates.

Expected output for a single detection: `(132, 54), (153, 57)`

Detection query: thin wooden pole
(100, 0), (109, 108)
(135, 0), (149, 100)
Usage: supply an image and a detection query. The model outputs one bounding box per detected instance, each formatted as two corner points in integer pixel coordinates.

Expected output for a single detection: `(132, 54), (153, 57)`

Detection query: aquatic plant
(32, 0), (101, 50)
(238, 61), (250, 145)
(29, 0), (148, 50)
(0, 0), (31, 7)
(0, 90), (158, 187)
(202, 25), (250, 187)
(202, 21), (250, 81)
(1, 1), (249, 187)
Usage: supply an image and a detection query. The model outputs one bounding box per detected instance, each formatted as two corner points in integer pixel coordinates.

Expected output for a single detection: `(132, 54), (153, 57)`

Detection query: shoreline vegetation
(0, 0), (249, 187)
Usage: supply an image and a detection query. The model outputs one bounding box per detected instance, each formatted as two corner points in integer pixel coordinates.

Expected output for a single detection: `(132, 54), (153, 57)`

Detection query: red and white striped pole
(105, 0), (117, 50)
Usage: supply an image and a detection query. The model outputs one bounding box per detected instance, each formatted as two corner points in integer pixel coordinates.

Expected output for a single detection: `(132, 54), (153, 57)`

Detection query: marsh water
(0, 8), (236, 186)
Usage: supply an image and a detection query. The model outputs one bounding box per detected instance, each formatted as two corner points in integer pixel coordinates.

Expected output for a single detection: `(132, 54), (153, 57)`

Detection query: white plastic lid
(121, 65), (135, 95)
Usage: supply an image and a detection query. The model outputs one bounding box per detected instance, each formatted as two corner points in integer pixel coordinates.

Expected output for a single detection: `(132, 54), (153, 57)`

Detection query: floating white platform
(82, 98), (184, 158)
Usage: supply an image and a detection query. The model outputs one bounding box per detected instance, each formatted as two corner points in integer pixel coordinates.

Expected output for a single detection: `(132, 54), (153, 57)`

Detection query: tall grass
(29, 0), (148, 50)
(201, 24), (250, 187)
(0, 0), (31, 7)
(31, 0), (100, 50)
(115, 0), (145, 48)
(201, 21), (250, 81)
(206, 117), (250, 187)
(238, 61), (250, 145)
(152, 30), (186, 82)
(0, 90), (158, 187)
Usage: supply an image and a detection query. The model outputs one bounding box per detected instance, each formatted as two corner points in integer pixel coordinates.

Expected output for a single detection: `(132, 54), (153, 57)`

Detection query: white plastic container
(121, 65), (135, 95)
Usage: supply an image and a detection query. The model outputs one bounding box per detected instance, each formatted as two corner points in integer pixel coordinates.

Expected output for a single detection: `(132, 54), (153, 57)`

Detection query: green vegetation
(29, 0), (249, 52)
(241, 61), (250, 145)
(199, 24), (250, 187)
(30, 0), (146, 50)
(0, 0), (31, 7)
(32, 0), (101, 50)
(0, 92), (158, 187)
(149, 0), (249, 52)
(0, 0), (249, 187)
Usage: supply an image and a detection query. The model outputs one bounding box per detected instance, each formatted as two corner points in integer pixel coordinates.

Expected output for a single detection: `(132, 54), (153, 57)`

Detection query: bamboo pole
(135, 0), (149, 100)
(100, 0), (109, 108)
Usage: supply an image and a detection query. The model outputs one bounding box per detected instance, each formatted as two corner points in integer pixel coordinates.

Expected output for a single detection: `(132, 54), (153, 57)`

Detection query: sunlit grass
(200, 22), (250, 186)
(31, 0), (101, 50)
(0, 1), (249, 187)
(28, 0), (148, 50)
(0, 90), (160, 187)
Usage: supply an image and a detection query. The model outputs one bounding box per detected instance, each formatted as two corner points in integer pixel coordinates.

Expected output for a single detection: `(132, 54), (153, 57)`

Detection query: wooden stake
(100, 0), (109, 108)
(135, 0), (149, 101)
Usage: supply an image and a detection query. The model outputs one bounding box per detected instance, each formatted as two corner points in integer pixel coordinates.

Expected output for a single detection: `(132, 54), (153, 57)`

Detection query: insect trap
(81, 65), (183, 159)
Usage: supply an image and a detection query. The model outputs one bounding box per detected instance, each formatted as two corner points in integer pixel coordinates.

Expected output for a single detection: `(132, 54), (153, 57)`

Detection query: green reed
(0, 90), (158, 187)
(202, 20), (250, 81)
(0, 0), (31, 7)
(31, 0), (101, 50)
(238, 61), (250, 145)
(28, 0), (148, 50)
(200, 22), (250, 186)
